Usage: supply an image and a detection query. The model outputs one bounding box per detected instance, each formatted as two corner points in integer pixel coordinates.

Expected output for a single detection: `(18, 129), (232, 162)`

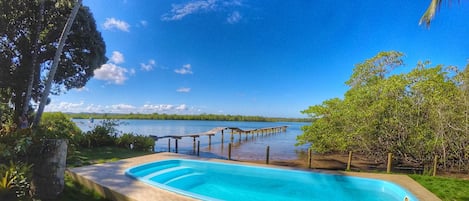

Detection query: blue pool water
(126, 159), (419, 201)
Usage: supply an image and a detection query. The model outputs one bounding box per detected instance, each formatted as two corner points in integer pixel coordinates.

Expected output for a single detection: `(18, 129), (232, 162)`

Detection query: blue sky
(45, 0), (469, 118)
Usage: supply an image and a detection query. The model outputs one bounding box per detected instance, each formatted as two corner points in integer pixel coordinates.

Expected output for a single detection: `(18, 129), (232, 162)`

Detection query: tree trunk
(33, 0), (82, 127)
(30, 139), (68, 200)
(22, 0), (45, 119)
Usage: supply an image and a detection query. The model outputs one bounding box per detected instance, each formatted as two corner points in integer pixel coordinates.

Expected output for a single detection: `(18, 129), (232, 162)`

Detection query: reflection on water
(73, 119), (310, 161)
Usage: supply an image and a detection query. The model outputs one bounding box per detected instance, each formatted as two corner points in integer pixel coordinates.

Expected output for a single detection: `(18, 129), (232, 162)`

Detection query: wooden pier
(149, 126), (287, 141)
(149, 126), (288, 153)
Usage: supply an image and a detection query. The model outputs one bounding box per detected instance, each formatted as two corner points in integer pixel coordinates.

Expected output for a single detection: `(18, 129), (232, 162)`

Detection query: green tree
(299, 51), (469, 171)
(0, 0), (107, 125)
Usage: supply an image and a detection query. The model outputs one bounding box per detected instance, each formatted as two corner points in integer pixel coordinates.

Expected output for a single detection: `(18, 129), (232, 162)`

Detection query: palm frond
(419, 0), (442, 28)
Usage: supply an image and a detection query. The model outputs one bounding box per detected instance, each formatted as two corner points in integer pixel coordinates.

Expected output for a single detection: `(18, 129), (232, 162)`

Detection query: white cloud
(140, 20), (148, 27)
(110, 51), (125, 64)
(44, 101), (84, 112)
(175, 64), (193, 74)
(129, 68), (136, 75)
(111, 104), (136, 110)
(227, 11), (241, 24)
(45, 101), (197, 114)
(140, 59), (156, 71)
(177, 87), (191, 93)
(103, 18), (130, 32)
(161, 0), (218, 21)
(175, 104), (188, 111)
(161, 0), (243, 21)
(94, 63), (129, 84)
(142, 104), (189, 113)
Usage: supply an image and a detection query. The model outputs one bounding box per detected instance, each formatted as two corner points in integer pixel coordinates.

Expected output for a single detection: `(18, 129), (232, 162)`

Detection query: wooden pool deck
(67, 152), (441, 201)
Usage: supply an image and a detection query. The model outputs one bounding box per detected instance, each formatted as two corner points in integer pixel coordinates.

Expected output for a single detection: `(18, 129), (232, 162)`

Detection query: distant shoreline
(64, 112), (311, 122)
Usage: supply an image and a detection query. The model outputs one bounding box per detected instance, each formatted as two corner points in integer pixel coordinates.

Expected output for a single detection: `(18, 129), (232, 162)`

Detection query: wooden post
(208, 135), (212, 146)
(308, 148), (312, 169)
(266, 146), (270, 164)
(228, 143), (232, 160)
(192, 137), (196, 152)
(346, 151), (353, 171)
(433, 155), (438, 176)
(197, 141), (200, 156)
(221, 131), (224, 143)
(175, 139), (178, 153)
(168, 138), (171, 152)
(387, 153), (392, 173)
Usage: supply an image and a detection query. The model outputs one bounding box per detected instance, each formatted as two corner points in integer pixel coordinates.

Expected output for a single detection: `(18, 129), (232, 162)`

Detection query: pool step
(144, 166), (194, 183)
(163, 172), (204, 185)
(128, 163), (179, 177)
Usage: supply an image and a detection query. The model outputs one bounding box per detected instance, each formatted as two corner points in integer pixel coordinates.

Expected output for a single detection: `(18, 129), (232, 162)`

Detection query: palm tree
(33, 0), (82, 127)
(420, 0), (459, 28)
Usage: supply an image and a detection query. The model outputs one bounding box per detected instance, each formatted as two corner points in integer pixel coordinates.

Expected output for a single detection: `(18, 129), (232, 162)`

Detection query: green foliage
(0, 0), (107, 119)
(0, 161), (33, 200)
(0, 102), (15, 134)
(299, 51), (469, 171)
(79, 119), (120, 148)
(0, 129), (33, 163)
(38, 112), (81, 139)
(115, 133), (154, 151)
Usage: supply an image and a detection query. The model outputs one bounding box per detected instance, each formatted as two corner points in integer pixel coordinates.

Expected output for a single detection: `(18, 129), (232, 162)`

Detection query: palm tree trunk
(30, 1), (82, 200)
(32, 0), (82, 127)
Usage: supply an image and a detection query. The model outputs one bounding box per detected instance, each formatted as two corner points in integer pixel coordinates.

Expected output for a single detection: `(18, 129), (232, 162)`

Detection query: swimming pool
(125, 159), (418, 201)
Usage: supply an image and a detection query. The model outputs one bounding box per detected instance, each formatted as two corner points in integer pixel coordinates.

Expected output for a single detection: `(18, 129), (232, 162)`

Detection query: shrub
(38, 112), (81, 139)
(79, 119), (121, 148)
(116, 133), (154, 151)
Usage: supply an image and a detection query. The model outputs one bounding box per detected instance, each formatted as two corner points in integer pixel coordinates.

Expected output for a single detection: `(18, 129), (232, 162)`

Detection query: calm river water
(73, 119), (310, 161)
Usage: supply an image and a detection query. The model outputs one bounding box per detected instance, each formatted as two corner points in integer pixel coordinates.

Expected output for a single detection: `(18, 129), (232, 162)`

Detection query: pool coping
(67, 152), (441, 201)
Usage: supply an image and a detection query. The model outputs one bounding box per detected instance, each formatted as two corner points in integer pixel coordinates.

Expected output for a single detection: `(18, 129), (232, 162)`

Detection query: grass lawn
(68, 146), (153, 167)
(409, 174), (469, 201)
(64, 146), (469, 201)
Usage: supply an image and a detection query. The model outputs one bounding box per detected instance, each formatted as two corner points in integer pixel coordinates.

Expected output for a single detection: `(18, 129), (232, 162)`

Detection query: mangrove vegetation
(298, 51), (469, 173)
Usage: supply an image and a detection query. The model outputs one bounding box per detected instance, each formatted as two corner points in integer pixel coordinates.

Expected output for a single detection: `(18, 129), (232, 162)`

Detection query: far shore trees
(298, 51), (469, 172)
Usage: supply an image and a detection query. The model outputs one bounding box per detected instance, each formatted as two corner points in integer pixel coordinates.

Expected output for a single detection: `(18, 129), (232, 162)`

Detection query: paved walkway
(68, 152), (441, 201)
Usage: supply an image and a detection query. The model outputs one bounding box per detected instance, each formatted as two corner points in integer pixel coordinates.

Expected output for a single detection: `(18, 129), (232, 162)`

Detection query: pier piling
(197, 141), (200, 156)
(228, 143), (232, 160)
(168, 138), (171, 152)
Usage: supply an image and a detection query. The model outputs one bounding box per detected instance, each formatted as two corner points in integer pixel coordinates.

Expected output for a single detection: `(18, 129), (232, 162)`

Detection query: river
(73, 119), (310, 161)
